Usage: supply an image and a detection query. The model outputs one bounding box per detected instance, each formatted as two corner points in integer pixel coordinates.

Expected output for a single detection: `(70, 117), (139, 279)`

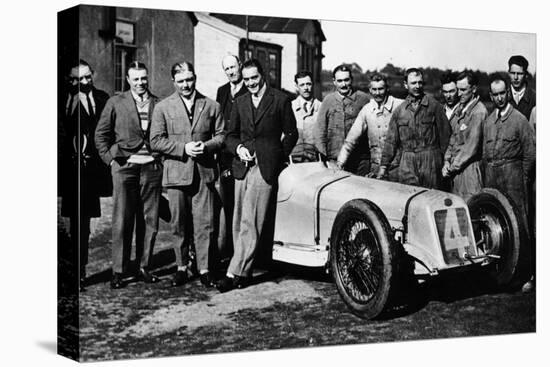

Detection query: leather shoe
(199, 272), (216, 288)
(110, 272), (125, 289)
(171, 270), (189, 287)
(216, 275), (249, 293)
(138, 268), (159, 283)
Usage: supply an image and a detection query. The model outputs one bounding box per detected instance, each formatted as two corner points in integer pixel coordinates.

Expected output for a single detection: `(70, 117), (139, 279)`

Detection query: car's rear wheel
(467, 188), (530, 287)
(330, 199), (399, 319)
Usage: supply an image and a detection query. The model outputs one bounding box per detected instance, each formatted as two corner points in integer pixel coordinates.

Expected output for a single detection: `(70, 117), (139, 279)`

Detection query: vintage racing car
(272, 144), (530, 319)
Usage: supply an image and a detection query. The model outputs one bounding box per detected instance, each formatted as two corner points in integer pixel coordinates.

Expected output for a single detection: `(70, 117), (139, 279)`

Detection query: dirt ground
(58, 198), (535, 362)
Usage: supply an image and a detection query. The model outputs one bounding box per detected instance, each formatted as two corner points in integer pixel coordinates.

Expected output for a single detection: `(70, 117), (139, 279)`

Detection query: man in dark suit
(60, 59), (109, 292)
(150, 62), (225, 288)
(217, 59), (298, 292)
(215, 55), (248, 261)
(95, 62), (163, 289)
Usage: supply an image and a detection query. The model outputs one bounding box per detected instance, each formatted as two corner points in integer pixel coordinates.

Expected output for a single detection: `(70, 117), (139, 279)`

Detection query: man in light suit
(95, 61), (162, 289)
(217, 59), (298, 292)
(150, 62), (225, 287)
(215, 55), (248, 261)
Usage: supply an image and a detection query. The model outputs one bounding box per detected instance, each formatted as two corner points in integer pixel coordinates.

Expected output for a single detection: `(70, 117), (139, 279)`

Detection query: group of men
(60, 56), (297, 293)
(60, 53), (535, 294)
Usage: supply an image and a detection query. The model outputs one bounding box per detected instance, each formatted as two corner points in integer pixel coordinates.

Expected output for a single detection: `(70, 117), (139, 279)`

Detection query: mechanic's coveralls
(381, 94), (450, 189)
(444, 96), (488, 200)
(482, 105), (535, 222)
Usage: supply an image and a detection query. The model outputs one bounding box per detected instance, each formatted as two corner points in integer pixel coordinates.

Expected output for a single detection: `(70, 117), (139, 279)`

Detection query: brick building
(58, 5), (197, 99)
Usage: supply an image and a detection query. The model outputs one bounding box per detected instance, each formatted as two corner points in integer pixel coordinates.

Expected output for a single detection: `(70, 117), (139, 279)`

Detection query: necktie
(303, 102), (309, 114)
(86, 93), (95, 117)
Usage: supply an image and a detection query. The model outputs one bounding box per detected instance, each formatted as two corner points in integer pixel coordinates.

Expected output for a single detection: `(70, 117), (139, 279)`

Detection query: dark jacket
(509, 86), (536, 120)
(216, 82), (248, 171)
(381, 94), (450, 167)
(225, 86), (298, 185)
(314, 89), (370, 173)
(60, 86), (110, 216)
(95, 90), (160, 166)
(150, 91), (225, 186)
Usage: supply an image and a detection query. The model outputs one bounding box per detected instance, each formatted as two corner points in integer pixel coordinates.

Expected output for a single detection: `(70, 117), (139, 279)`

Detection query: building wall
(77, 5), (195, 99)
(194, 21), (241, 100)
(250, 32), (297, 94)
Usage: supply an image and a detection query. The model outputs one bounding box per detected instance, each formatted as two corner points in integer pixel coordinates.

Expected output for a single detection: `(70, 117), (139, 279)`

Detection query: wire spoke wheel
(330, 199), (399, 319)
(337, 220), (382, 302)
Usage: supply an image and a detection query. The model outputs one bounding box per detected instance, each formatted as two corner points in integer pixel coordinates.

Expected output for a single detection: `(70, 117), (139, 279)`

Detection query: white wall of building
(250, 32), (298, 94)
(194, 16), (242, 99)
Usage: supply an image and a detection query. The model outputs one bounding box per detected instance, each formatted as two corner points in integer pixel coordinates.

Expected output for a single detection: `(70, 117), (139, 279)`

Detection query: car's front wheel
(330, 199), (399, 319)
(467, 188), (530, 288)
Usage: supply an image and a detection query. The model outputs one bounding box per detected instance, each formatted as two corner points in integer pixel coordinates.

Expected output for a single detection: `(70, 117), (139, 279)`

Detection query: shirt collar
(495, 103), (512, 121)
(368, 95), (394, 113)
(462, 96), (478, 114)
(406, 93), (428, 107)
(78, 90), (92, 97)
(231, 80), (244, 94)
(180, 90), (196, 105)
(131, 89), (150, 102)
(295, 95), (312, 108)
(252, 82), (267, 100)
(335, 88), (356, 101)
(445, 103), (459, 114)
(511, 85), (526, 96)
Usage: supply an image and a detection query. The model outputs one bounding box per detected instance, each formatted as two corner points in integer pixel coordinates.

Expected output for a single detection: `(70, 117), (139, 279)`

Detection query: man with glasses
(60, 59), (110, 291)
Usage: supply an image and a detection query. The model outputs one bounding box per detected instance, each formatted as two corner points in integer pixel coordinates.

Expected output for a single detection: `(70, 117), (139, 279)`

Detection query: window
(239, 39), (282, 89)
(113, 19), (136, 94)
(114, 46), (135, 93)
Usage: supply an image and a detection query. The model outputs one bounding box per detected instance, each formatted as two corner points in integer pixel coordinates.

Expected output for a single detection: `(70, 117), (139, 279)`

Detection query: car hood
(278, 162), (425, 225)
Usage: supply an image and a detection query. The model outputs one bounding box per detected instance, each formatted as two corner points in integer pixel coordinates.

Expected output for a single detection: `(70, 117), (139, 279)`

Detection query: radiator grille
(434, 208), (474, 265)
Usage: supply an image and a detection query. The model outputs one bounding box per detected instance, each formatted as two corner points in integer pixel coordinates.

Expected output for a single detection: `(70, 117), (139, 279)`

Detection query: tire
(330, 199), (399, 319)
(467, 188), (530, 288)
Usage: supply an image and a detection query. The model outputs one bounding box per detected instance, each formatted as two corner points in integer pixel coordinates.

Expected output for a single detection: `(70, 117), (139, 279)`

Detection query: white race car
(272, 144), (530, 319)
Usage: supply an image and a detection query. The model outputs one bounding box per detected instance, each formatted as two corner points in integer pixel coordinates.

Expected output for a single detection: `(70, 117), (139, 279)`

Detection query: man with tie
(217, 59), (298, 292)
(215, 55), (248, 261)
(150, 62), (225, 288)
(291, 70), (322, 155)
(442, 71), (488, 200)
(95, 61), (163, 289)
(60, 59), (109, 291)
